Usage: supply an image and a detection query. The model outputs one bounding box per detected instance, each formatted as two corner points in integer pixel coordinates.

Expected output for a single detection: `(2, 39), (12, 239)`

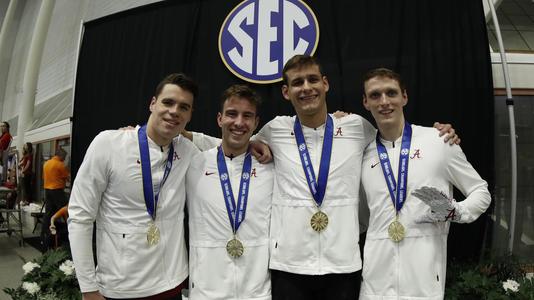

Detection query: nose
(378, 93), (390, 105)
(302, 79), (312, 90)
(168, 104), (179, 116)
(234, 114), (245, 127)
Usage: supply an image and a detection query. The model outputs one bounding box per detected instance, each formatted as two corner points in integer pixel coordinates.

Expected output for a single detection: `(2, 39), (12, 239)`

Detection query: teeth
(300, 95), (316, 101)
(231, 130), (245, 135)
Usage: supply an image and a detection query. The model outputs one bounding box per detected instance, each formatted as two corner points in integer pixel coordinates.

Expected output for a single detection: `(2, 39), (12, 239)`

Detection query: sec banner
(219, 0), (319, 84)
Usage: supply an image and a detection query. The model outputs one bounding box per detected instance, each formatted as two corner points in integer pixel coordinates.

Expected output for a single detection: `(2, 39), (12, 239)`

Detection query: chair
(0, 187), (24, 245)
(31, 200), (46, 233)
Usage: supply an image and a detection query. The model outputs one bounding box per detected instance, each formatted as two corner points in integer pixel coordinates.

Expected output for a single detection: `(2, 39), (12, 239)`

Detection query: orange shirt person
(50, 205), (68, 235)
(43, 149), (70, 189)
(42, 148), (70, 250)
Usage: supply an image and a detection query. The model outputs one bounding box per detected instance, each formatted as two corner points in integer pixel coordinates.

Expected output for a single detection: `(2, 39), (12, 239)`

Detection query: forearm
(190, 131), (221, 151)
(68, 220), (99, 293)
(456, 183), (491, 223)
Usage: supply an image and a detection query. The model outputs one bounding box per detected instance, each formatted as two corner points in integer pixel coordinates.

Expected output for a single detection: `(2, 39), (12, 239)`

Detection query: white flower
(22, 261), (40, 274)
(59, 260), (76, 276)
(502, 279), (520, 292)
(22, 281), (40, 295)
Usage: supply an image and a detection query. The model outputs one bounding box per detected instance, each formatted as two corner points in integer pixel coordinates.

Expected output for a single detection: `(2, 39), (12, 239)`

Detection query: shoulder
(93, 129), (133, 143)
(173, 135), (200, 157)
(411, 124), (445, 143)
(189, 146), (214, 170)
(87, 130), (137, 152)
(335, 114), (373, 130)
(336, 113), (366, 123)
(411, 124), (462, 155)
(264, 115), (295, 128)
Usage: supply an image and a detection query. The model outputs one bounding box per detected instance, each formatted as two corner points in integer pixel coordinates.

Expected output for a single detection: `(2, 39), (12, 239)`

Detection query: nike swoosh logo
(205, 171), (215, 176)
(371, 162), (380, 168)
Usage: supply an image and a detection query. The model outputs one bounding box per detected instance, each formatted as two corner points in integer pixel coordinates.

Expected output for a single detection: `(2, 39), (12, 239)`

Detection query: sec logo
(219, 0), (319, 84)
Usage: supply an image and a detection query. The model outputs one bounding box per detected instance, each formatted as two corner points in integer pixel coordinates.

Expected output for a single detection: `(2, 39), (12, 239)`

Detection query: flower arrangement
(446, 255), (534, 300)
(3, 248), (81, 300)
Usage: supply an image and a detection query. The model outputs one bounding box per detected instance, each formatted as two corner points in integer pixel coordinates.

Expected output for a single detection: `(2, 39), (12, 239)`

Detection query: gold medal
(310, 211), (329, 232)
(388, 219), (405, 242)
(226, 238), (244, 258)
(147, 222), (160, 246)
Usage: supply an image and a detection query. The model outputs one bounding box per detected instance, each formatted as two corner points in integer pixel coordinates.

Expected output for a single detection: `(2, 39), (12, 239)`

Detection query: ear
(281, 85), (290, 101)
(253, 116), (260, 132)
(362, 95), (370, 111)
(402, 90), (408, 107)
(322, 76), (329, 93)
(149, 97), (157, 112)
(217, 112), (223, 128)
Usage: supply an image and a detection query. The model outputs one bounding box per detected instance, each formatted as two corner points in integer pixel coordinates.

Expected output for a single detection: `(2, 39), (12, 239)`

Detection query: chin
(376, 117), (394, 126)
(162, 129), (180, 140)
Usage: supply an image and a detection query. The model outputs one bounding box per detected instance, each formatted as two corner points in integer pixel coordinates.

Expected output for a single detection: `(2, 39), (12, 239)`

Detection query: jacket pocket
(271, 204), (316, 267)
(95, 228), (126, 287)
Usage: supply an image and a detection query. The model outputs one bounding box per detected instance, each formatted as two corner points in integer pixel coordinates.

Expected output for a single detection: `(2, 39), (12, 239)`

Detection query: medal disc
(226, 238), (244, 258)
(147, 222), (160, 246)
(310, 211), (329, 232)
(388, 220), (405, 242)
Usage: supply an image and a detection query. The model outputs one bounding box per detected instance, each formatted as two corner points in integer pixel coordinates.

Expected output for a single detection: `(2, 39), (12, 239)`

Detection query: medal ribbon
(293, 114), (334, 207)
(138, 125), (174, 220)
(376, 122), (412, 213)
(217, 146), (252, 233)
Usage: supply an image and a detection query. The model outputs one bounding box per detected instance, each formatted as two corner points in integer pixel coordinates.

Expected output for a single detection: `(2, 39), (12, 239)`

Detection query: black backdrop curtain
(73, 0), (494, 260)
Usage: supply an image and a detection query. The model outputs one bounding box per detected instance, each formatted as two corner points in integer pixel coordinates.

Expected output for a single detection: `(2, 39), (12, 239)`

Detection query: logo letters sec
(219, 0), (319, 83)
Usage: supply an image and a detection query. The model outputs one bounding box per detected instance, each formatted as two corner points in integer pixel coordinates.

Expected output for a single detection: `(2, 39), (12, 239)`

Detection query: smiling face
(218, 96), (259, 156)
(363, 76), (407, 130)
(282, 64), (329, 125)
(147, 83), (193, 146)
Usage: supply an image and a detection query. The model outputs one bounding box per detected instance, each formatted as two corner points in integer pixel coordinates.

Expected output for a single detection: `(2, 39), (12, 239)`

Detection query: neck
(146, 124), (171, 147)
(378, 118), (405, 142)
(298, 106), (328, 128)
(221, 143), (248, 159)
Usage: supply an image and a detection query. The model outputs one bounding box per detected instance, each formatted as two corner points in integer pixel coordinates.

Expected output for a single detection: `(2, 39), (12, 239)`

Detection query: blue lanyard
(217, 146), (252, 233)
(376, 122), (412, 213)
(293, 115), (333, 207)
(138, 125), (174, 220)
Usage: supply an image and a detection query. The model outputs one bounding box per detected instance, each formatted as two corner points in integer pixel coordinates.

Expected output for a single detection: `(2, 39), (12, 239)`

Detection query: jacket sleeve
(360, 116), (377, 146)
(67, 132), (111, 293)
(191, 131), (221, 151)
(445, 144), (491, 223)
(251, 119), (273, 146)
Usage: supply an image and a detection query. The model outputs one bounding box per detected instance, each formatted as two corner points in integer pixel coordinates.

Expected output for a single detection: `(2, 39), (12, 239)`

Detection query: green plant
(446, 256), (534, 300)
(3, 248), (81, 300)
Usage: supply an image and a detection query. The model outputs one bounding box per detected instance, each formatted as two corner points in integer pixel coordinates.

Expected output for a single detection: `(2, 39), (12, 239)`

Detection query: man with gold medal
(359, 68), (491, 299)
(242, 55), (457, 300)
(183, 55), (458, 299)
(186, 85), (274, 300)
(68, 74), (199, 300)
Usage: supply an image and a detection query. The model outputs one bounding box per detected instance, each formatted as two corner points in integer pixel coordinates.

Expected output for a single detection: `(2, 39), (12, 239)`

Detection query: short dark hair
(220, 84), (262, 115)
(154, 73), (198, 99)
(55, 147), (67, 158)
(282, 54), (323, 85)
(362, 68), (406, 95)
